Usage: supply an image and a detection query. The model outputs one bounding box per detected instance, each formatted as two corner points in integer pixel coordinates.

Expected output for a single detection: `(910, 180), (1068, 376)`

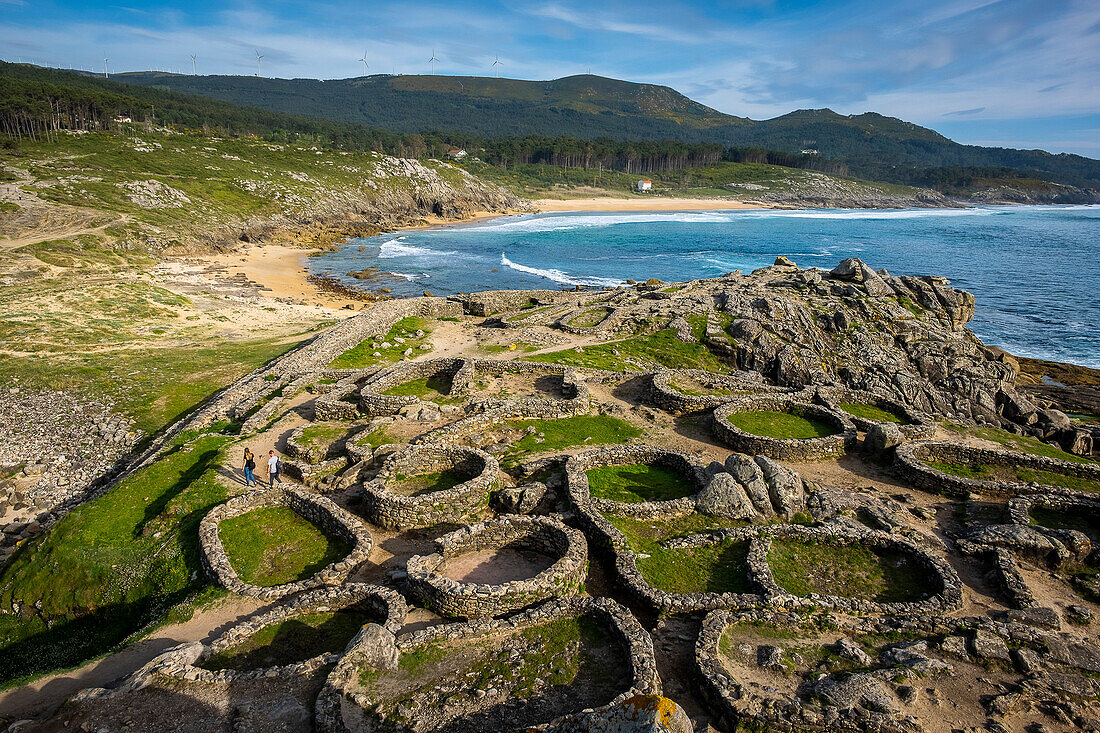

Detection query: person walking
(267, 449), (282, 487)
(243, 448), (257, 487)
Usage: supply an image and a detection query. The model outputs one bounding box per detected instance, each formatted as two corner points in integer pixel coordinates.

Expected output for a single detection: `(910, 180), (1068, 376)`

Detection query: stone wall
(894, 440), (1100, 498)
(811, 386), (937, 439)
(405, 515), (588, 618)
(646, 368), (795, 416)
(357, 444), (498, 529)
(712, 396), (856, 460)
(357, 358), (464, 416)
(199, 485), (373, 599)
(313, 596), (661, 733)
(564, 445), (709, 520)
(573, 497), (962, 616)
(146, 584), (406, 685)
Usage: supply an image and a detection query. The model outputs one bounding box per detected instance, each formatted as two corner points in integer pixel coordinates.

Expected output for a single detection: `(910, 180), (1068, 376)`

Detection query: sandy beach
(176, 209), (514, 313)
(533, 196), (770, 212)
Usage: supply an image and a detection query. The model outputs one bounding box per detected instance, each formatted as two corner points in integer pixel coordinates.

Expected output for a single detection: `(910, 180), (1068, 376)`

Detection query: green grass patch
(351, 428), (392, 450)
(328, 316), (432, 368)
(928, 460), (1100, 492)
(374, 614), (623, 705)
(943, 423), (1095, 464)
(381, 373), (458, 403)
(586, 464), (694, 503)
(503, 415), (641, 465)
(0, 435), (230, 686)
(767, 539), (927, 602)
(201, 609), (372, 671)
(566, 309), (609, 328)
(728, 410), (838, 439)
(298, 423), (349, 450)
(217, 506), (352, 587)
(1029, 506), (1100, 541)
(839, 403), (906, 424)
(526, 328), (727, 373)
(0, 335), (301, 435)
(607, 514), (749, 593)
(390, 468), (471, 497)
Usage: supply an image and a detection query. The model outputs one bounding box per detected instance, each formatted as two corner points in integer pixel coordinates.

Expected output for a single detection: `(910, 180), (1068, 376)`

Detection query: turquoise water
(310, 205), (1100, 367)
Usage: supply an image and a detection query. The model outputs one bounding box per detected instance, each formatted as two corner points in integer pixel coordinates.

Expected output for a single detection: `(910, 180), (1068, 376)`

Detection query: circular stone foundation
(316, 597), (660, 733)
(150, 584), (407, 683)
(199, 486), (373, 600)
(814, 387), (935, 438)
(647, 368), (794, 415)
(358, 444), (499, 529)
(406, 516), (588, 618)
(712, 396), (855, 460)
(895, 440), (1100, 498)
(565, 445), (708, 518)
(358, 357), (464, 416)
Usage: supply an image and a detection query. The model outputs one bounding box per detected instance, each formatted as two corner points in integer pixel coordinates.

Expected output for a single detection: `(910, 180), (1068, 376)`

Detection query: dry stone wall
(357, 444), (498, 529)
(894, 440), (1100, 498)
(199, 485), (373, 599)
(405, 515), (588, 618)
(712, 395), (856, 460)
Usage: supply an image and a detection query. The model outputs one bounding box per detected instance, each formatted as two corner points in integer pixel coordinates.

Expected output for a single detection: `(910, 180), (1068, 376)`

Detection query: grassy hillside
(464, 159), (920, 201)
(0, 126), (516, 437)
(113, 71), (1100, 189)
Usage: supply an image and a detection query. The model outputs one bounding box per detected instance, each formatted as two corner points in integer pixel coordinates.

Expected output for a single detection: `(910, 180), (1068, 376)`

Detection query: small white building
(635, 179), (653, 192)
(800, 148), (819, 155)
(446, 148), (468, 160)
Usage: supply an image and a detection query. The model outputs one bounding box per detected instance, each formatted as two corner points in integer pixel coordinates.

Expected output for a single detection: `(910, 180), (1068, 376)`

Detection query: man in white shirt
(267, 450), (281, 487)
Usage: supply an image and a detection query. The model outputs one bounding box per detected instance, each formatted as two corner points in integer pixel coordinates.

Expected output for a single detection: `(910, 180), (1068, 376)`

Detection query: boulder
(774, 256), (797, 268)
(834, 638), (873, 666)
(864, 422), (904, 453)
(830, 258), (864, 281)
(970, 631), (1011, 661)
(813, 672), (899, 715)
(696, 473), (758, 521)
(753, 455), (805, 516)
(724, 454), (775, 517)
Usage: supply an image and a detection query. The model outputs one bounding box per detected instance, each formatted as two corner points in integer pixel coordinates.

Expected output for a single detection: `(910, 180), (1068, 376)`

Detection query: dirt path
(0, 595), (265, 720)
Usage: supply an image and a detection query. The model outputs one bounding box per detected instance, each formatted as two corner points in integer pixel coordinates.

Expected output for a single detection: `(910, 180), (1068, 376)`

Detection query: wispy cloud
(0, 0), (1096, 155)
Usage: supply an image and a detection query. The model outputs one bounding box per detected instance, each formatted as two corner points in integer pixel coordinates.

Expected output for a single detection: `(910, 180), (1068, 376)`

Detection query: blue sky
(2, 0), (1098, 157)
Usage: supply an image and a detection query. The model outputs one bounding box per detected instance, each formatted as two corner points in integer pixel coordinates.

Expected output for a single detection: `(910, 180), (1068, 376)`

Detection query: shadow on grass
(135, 447), (222, 538)
(0, 594), (191, 688)
(201, 608), (381, 671)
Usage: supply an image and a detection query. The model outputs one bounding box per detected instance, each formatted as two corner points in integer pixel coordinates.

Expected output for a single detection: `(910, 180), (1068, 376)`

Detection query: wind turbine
(358, 49), (369, 75)
(491, 56), (502, 78)
(190, 54), (197, 75)
(103, 57), (109, 78)
(428, 48), (438, 75)
(255, 50), (264, 77)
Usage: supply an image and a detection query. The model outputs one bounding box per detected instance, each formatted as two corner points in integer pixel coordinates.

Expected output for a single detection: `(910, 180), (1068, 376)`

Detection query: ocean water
(309, 205), (1100, 367)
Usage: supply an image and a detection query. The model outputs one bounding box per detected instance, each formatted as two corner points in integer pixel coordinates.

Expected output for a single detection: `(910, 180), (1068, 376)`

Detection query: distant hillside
(114, 71), (1100, 188)
(115, 72), (750, 142)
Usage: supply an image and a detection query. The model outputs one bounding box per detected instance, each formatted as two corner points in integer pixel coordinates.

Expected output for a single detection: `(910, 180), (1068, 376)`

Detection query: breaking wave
(500, 254), (624, 287)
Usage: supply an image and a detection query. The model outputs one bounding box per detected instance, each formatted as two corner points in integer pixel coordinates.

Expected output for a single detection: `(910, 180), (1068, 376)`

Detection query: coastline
(172, 209), (520, 313)
(533, 196), (770, 212)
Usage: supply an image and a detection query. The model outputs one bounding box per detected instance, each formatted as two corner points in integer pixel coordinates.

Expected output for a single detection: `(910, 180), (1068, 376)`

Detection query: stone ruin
(21, 260), (1100, 732)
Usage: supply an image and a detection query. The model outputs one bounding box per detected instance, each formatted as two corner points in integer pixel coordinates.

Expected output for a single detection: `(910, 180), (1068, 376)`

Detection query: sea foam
(500, 254), (624, 287)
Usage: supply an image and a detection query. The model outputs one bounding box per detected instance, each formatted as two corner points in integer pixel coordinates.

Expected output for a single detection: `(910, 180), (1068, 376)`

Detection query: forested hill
(114, 72), (750, 141)
(113, 71), (1100, 188)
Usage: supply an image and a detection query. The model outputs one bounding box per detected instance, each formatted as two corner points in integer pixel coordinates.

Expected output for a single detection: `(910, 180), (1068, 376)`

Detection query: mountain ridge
(109, 71), (1100, 188)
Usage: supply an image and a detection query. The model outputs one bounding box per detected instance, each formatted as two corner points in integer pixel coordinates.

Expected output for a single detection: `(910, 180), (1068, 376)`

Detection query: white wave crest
(378, 239), (452, 258)
(500, 254), (624, 287)
(488, 212), (736, 233)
